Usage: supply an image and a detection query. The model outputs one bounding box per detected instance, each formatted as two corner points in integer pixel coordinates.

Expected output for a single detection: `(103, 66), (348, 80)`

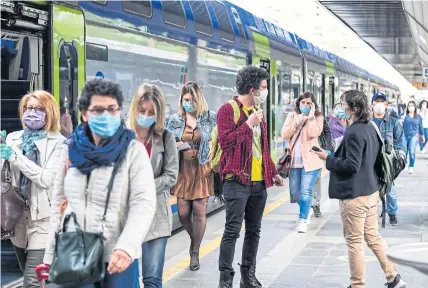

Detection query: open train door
(52, 3), (85, 127)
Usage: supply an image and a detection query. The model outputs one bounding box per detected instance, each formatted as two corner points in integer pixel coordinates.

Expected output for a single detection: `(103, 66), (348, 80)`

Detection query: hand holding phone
(311, 146), (321, 152)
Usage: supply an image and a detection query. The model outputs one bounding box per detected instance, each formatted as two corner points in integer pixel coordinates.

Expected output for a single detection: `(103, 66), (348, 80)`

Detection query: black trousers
(218, 180), (267, 272)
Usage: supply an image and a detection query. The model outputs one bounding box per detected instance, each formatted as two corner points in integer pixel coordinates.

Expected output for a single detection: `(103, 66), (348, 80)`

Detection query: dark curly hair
(236, 66), (269, 95)
(419, 99), (428, 110)
(294, 91), (321, 117)
(78, 78), (124, 111)
(340, 90), (371, 124)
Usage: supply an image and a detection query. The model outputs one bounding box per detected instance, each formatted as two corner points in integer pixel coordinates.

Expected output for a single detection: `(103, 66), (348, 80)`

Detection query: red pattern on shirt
(144, 142), (152, 157)
(217, 97), (278, 187)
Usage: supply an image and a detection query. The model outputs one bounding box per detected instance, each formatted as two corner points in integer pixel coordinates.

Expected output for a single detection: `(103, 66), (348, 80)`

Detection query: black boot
(219, 271), (234, 288)
(240, 264), (262, 288)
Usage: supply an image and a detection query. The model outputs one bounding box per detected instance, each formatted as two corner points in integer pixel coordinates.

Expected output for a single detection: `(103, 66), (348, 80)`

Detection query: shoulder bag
(48, 164), (119, 286)
(276, 119), (307, 178)
(1, 161), (28, 240)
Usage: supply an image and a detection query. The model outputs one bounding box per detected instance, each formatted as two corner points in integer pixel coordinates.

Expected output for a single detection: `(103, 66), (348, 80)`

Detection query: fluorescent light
(420, 34), (427, 45)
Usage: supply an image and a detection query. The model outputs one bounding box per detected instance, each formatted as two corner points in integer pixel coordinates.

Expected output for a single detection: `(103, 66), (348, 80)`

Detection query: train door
(322, 75), (335, 117)
(52, 3), (85, 127)
(258, 59), (272, 147)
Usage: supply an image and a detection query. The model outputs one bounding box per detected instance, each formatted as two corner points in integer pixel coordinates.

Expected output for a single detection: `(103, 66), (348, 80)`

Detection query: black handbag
(48, 165), (119, 286)
(1, 161), (28, 240)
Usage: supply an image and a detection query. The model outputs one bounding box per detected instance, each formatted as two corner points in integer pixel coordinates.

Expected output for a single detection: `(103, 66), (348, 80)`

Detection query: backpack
(209, 100), (241, 172)
(370, 121), (405, 227)
(210, 100), (241, 202)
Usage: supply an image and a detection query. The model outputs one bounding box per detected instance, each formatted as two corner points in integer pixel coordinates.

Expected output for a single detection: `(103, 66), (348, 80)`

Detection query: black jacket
(326, 121), (382, 200)
(319, 118), (333, 151)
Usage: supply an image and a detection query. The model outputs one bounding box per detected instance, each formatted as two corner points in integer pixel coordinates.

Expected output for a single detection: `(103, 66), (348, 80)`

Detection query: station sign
(412, 82), (427, 88)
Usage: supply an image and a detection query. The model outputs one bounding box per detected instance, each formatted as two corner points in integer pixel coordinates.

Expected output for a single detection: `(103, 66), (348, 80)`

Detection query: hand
(107, 249), (132, 274)
(312, 147), (329, 161)
(176, 141), (184, 148)
(0, 144), (13, 160)
(246, 111), (263, 127)
(308, 103), (316, 118)
(422, 136), (426, 144)
(273, 174), (284, 186)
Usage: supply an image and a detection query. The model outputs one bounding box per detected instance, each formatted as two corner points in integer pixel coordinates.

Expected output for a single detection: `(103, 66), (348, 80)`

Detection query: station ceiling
(320, 0), (428, 90)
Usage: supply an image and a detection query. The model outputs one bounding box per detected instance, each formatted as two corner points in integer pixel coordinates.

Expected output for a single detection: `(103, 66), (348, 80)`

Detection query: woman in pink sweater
(281, 92), (324, 233)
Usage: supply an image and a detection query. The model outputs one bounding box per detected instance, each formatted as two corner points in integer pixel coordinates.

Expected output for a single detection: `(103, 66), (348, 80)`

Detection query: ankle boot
(240, 264), (262, 288)
(218, 271), (234, 288)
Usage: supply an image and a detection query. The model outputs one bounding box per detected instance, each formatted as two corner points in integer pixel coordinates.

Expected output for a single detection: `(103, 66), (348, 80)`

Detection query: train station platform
(163, 154), (428, 288)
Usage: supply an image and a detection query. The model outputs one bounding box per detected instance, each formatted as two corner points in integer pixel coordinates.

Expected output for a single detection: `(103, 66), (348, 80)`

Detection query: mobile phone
(312, 146), (321, 152)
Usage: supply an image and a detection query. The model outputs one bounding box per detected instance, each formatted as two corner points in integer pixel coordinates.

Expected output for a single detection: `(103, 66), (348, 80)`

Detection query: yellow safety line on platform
(162, 170), (327, 283)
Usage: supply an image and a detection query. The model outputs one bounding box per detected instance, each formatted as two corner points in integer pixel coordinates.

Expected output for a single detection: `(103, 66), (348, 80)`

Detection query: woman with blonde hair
(129, 83), (179, 287)
(167, 81), (216, 271)
(0, 91), (67, 287)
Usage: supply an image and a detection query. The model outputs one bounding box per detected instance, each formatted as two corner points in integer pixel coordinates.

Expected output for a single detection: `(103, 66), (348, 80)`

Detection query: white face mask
(422, 104), (427, 111)
(254, 89), (268, 105)
(408, 106), (415, 113)
(373, 102), (386, 115)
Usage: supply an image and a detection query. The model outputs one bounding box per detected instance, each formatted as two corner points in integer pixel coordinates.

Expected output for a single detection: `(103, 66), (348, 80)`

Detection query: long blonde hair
(178, 81), (208, 117)
(129, 83), (165, 142)
(19, 90), (60, 132)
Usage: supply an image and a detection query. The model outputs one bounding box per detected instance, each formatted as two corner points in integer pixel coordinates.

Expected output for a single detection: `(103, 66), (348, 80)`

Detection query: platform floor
(163, 154), (428, 288)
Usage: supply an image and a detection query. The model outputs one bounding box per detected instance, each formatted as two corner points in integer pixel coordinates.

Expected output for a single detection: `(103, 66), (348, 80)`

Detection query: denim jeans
(386, 186), (398, 216)
(420, 128), (428, 150)
(219, 180), (267, 272)
(142, 237), (168, 288)
(289, 168), (321, 221)
(76, 260), (139, 288)
(406, 135), (419, 167)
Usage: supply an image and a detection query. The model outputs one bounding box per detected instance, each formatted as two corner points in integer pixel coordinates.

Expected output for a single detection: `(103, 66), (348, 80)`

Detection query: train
(0, 1), (399, 285)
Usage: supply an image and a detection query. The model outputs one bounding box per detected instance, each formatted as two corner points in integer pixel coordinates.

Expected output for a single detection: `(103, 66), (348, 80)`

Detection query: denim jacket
(372, 113), (407, 157)
(167, 110), (217, 165)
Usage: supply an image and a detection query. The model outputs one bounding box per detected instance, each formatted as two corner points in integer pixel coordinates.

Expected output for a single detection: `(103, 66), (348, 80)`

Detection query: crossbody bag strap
(289, 119), (308, 151)
(100, 163), (120, 233)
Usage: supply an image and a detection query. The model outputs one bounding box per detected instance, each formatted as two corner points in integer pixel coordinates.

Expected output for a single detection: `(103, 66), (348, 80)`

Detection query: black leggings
(13, 245), (45, 288)
(177, 197), (208, 253)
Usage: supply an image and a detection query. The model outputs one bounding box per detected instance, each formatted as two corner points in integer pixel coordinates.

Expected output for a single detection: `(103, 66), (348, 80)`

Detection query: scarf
(68, 123), (135, 175)
(19, 128), (48, 200)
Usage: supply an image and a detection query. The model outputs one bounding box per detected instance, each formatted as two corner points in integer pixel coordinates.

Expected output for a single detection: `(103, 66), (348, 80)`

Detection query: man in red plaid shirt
(217, 66), (284, 288)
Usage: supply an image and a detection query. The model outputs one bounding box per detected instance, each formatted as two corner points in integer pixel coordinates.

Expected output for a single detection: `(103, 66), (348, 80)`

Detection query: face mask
(254, 89), (268, 105)
(88, 112), (121, 138)
(373, 102), (386, 115)
(299, 105), (310, 115)
(23, 109), (46, 130)
(137, 114), (156, 128)
(183, 102), (195, 113)
(387, 107), (393, 113)
(337, 107), (351, 119)
(408, 106), (415, 113)
(422, 105), (427, 111)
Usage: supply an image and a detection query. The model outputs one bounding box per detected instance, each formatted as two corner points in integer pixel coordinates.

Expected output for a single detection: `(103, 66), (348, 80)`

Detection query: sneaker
(386, 274), (407, 288)
(421, 149), (425, 154)
(312, 205), (323, 218)
(298, 221), (307, 233)
(389, 214), (398, 226)
(408, 167), (414, 174)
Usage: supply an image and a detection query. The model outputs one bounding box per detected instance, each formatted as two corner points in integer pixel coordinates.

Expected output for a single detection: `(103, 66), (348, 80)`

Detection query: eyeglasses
(25, 106), (45, 113)
(88, 106), (121, 116)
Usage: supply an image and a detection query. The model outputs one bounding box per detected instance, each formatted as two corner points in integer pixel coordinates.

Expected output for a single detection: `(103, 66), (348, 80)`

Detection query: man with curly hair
(217, 66), (284, 288)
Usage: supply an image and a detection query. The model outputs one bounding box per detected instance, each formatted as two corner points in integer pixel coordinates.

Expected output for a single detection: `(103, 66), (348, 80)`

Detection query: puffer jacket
(43, 140), (156, 264)
(5, 130), (67, 249)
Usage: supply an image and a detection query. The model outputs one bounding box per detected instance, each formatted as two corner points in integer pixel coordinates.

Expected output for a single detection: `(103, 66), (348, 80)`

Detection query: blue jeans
(289, 168), (321, 220)
(406, 135), (419, 167)
(420, 128), (428, 150)
(78, 260), (139, 288)
(386, 186), (398, 216)
(141, 237), (168, 288)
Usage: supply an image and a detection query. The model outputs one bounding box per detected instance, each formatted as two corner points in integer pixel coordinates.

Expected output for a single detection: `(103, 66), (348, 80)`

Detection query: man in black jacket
(313, 90), (406, 288)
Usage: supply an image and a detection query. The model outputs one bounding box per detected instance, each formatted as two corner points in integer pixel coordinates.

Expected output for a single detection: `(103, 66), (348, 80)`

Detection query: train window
(162, 1), (186, 28)
(123, 1), (152, 19)
(231, 9), (246, 47)
(86, 43), (108, 62)
(189, 1), (213, 36)
(92, 0), (107, 5)
(211, 1), (235, 43)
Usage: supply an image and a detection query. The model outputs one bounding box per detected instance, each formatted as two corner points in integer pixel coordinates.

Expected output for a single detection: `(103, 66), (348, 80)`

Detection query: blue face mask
(336, 107), (350, 119)
(183, 102), (195, 113)
(137, 114), (156, 128)
(299, 105), (310, 115)
(387, 107), (393, 113)
(88, 112), (121, 138)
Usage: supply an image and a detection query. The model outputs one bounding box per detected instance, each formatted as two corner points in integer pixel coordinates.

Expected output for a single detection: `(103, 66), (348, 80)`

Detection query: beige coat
(5, 130), (67, 249)
(281, 112), (324, 172)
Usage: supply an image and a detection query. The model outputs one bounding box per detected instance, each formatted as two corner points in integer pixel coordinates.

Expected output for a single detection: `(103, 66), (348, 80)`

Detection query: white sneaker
(408, 167), (414, 174)
(421, 149), (425, 154)
(298, 221), (307, 233)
